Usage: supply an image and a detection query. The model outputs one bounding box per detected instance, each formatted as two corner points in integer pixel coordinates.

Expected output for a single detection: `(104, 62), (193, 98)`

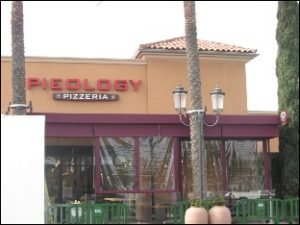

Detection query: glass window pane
(181, 140), (192, 199)
(205, 140), (222, 194)
(45, 144), (94, 203)
(99, 137), (135, 191)
(226, 140), (264, 192)
(181, 140), (222, 198)
(139, 137), (175, 190)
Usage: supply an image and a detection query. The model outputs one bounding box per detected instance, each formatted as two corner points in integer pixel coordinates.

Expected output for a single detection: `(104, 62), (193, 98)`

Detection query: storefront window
(98, 136), (175, 192)
(97, 137), (176, 223)
(99, 137), (135, 191)
(226, 140), (264, 192)
(181, 140), (222, 198)
(139, 137), (175, 190)
(206, 140), (222, 193)
(45, 144), (94, 203)
(181, 140), (192, 199)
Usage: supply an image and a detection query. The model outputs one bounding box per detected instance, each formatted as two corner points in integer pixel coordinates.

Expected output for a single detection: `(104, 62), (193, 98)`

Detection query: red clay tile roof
(139, 36), (257, 53)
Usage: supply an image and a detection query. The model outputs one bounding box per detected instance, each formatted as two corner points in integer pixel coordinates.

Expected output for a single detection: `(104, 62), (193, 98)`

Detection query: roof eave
(134, 49), (258, 62)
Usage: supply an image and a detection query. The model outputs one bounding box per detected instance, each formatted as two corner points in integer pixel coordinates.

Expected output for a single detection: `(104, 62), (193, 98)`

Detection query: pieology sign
(27, 78), (142, 102)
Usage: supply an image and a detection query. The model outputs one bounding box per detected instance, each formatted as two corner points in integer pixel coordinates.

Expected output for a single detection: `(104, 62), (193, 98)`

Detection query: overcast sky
(1, 1), (279, 111)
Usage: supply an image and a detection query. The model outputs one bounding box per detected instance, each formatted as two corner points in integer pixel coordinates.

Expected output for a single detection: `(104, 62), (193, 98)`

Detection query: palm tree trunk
(11, 1), (26, 115)
(183, 1), (206, 200)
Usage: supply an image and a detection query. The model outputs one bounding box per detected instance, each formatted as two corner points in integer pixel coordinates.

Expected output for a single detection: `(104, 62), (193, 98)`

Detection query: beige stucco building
(1, 37), (279, 223)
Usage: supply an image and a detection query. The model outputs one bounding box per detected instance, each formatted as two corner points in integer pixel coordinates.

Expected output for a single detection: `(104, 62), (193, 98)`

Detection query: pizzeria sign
(53, 93), (118, 101)
(27, 77), (142, 102)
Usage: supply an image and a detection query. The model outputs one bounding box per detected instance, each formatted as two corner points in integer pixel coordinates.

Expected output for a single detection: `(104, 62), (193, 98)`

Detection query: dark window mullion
(135, 137), (140, 191)
(221, 140), (228, 192)
(95, 137), (101, 193)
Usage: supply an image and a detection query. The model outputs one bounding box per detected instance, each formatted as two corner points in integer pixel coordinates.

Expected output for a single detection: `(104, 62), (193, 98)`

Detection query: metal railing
(171, 201), (190, 224)
(171, 197), (299, 224)
(45, 198), (298, 224)
(45, 203), (128, 224)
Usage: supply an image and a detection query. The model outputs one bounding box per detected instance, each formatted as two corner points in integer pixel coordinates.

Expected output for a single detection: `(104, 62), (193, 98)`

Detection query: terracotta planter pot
(184, 207), (208, 224)
(208, 206), (232, 224)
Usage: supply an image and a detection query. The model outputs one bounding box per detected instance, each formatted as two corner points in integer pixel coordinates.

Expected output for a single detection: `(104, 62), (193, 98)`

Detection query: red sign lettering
(66, 79), (80, 90)
(97, 79), (111, 91)
(83, 79), (95, 91)
(27, 78), (40, 89)
(114, 80), (128, 91)
(42, 78), (47, 89)
(130, 80), (141, 91)
(50, 79), (63, 90)
(26, 78), (142, 92)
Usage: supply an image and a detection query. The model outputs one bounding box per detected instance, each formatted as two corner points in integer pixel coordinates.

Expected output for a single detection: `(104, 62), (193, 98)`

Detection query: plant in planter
(184, 199), (209, 224)
(208, 196), (232, 224)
